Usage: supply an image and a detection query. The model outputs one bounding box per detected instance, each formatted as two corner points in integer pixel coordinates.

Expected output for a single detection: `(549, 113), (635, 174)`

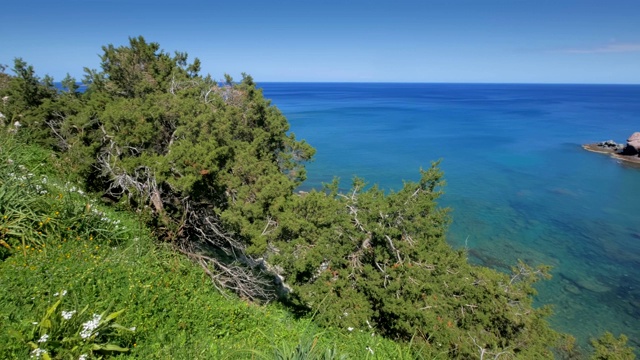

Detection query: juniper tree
(55, 36), (314, 299)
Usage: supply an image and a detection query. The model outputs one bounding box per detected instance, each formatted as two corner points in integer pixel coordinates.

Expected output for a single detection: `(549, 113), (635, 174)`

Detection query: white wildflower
(78, 354), (88, 360)
(343, 312), (348, 316)
(53, 290), (67, 296)
(37, 334), (49, 343)
(14, 121), (21, 128)
(80, 314), (102, 339)
(130, 326), (136, 331)
(366, 347), (374, 355)
(32, 322), (38, 325)
(30, 348), (47, 358)
(62, 310), (76, 320)
(347, 327), (354, 332)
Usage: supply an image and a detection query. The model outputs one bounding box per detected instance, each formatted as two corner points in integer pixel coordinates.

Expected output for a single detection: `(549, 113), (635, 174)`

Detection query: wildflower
(30, 348), (47, 358)
(366, 347), (374, 355)
(32, 322), (38, 325)
(80, 314), (102, 339)
(53, 290), (67, 296)
(130, 326), (136, 331)
(79, 354), (88, 360)
(347, 327), (354, 332)
(62, 310), (76, 320)
(37, 334), (49, 343)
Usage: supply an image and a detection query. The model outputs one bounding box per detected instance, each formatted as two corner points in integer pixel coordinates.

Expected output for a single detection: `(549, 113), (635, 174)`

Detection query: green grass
(0, 135), (426, 359)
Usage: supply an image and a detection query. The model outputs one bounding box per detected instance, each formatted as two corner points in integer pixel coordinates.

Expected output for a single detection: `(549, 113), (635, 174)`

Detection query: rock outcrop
(621, 132), (640, 155)
(595, 139), (624, 152)
(583, 132), (640, 166)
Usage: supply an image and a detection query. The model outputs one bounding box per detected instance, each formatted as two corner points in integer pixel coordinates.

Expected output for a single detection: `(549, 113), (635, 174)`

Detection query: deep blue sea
(259, 83), (640, 350)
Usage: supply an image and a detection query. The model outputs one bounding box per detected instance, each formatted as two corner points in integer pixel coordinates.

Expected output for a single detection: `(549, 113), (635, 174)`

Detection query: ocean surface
(259, 83), (640, 350)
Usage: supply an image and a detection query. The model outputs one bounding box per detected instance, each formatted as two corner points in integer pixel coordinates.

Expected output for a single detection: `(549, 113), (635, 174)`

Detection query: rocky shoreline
(583, 132), (640, 166)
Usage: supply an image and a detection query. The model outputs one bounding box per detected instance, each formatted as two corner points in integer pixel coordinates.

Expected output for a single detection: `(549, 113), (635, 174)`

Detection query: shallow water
(260, 82), (640, 349)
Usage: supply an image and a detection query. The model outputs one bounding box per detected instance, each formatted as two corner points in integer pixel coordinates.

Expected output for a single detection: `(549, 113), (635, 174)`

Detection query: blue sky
(1, 0), (639, 83)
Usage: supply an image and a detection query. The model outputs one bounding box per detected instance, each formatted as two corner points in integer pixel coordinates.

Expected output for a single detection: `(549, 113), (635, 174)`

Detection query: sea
(259, 83), (640, 350)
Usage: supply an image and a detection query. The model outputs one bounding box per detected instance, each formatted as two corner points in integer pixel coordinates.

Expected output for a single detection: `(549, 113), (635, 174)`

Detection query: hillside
(0, 36), (635, 359)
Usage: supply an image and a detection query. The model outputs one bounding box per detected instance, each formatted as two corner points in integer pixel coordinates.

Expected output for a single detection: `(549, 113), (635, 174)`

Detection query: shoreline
(582, 144), (640, 167)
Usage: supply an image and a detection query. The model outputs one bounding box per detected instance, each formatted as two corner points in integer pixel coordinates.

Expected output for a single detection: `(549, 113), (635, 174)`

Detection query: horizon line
(253, 81), (640, 86)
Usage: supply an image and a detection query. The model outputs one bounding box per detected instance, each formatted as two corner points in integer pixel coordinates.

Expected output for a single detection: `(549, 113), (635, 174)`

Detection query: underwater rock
(564, 284), (581, 295)
(576, 277), (611, 293)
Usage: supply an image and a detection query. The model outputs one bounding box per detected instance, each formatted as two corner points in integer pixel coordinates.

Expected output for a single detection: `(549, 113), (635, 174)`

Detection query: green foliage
(268, 332), (347, 360)
(267, 164), (560, 358)
(0, 135), (127, 260)
(43, 36), (315, 258)
(0, 58), (57, 146)
(590, 332), (636, 360)
(18, 300), (133, 359)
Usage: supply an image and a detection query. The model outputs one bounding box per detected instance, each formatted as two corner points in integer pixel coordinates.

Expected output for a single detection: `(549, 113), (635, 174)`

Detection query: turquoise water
(260, 83), (640, 349)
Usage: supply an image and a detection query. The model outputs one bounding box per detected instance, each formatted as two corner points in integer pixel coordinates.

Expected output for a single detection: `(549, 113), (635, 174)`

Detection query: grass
(0, 134), (425, 359)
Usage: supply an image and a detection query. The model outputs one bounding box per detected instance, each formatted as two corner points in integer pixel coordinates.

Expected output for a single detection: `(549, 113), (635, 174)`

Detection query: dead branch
(385, 235), (402, 263)
(178, 244), (274, 301)
(260, 216), (278, 236)
(46, 112), (69, 150)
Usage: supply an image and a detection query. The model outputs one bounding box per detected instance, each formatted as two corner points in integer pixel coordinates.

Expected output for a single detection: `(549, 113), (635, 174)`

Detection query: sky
(1, 0), (639, 84)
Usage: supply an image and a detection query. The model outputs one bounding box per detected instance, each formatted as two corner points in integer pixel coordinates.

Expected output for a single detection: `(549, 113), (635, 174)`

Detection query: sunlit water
(260, 83), (640, 350)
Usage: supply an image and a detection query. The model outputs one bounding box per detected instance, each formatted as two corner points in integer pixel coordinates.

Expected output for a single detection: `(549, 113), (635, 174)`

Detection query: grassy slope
(0, 136), (424, 359)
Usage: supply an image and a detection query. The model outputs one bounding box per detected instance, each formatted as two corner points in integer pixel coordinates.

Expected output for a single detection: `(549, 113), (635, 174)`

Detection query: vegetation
(0, 136), (415, 359)
(0, 36), (635, 359)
